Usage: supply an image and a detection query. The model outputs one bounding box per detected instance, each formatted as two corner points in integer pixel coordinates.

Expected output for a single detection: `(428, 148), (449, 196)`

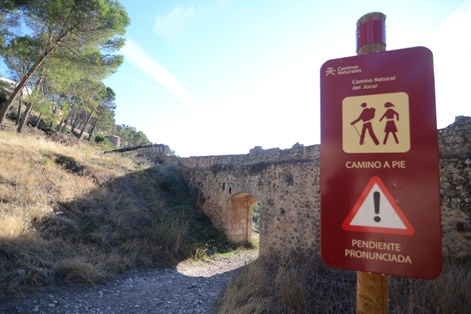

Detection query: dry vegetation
(218, 252), (356, 314)
(218, 250), (471, 313)
(0, 121), (237, 297)
(3, 120), (470, 313)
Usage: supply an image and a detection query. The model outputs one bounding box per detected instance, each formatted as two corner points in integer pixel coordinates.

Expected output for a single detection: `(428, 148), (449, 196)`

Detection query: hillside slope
(0, 123), (235, 297)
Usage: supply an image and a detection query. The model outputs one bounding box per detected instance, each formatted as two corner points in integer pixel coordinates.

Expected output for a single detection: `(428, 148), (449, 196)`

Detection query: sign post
(320, 12), (442, 314)
(355, 13), (389, 314)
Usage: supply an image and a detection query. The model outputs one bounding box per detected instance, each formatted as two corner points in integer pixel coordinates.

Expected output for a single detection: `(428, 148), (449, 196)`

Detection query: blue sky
(3, 1), (470, 157)
(105, 0), (471, 157)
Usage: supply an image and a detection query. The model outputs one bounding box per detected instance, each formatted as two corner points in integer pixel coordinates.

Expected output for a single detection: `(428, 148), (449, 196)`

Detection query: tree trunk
(60, 118), (68, 132)
(89, 104), (105, 140)
(17, 102), (34, 133)
(62, 107), (73, 132)
(16, 100), (22, 125)
(71, 113), (81, 134)
(88, 117), (99, 140)
(49, 107), (57, 130)
(57, 118), (64, 131)
(58, 105), (71, 132)
(0, 52), (48, 125)
(79, 107), (95, 140)
(0, 27), (71, 125)
(35, 113), (42, 128)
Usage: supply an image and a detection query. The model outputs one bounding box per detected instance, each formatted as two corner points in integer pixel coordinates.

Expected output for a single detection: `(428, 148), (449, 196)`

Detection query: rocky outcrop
(106, 135), (121, 148)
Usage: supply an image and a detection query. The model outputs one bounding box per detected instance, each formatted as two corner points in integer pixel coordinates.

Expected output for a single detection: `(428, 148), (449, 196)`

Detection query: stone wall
(178, 155), (320, 255)
(438, 116), (471, 159)
(142, 118), (471, 257)
(157, 143), (319, 168)
(440, 158), (471, 256)
(438, 116), (471, 256)
(138, 144), (171, 160)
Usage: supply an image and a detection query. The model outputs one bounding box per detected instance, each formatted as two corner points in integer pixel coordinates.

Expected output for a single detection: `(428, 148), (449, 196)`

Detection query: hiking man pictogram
(379, 102), (400, 144)
(350, 102), (380, 145)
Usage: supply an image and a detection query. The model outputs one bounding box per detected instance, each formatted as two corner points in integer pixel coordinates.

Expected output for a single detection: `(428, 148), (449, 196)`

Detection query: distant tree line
(112, 124), (150, 147)
(0, 0), (150, 146)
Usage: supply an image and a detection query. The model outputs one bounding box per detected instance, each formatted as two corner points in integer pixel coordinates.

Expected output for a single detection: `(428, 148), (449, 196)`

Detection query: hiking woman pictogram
(379, 102), (400, 144)
(350, 102), (380, 145)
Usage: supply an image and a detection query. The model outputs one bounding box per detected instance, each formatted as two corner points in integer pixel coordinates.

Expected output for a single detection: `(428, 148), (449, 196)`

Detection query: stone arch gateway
(227, 193), (259, 243)
(157, 145), (322, 256)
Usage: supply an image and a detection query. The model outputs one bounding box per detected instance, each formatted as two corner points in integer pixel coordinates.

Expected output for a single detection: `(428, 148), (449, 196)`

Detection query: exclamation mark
(374, 191), (381, 222)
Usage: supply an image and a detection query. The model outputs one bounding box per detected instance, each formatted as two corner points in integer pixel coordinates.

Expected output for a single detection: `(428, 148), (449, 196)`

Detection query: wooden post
(357, 271), (389, 313)
(355, 12), (389, 314)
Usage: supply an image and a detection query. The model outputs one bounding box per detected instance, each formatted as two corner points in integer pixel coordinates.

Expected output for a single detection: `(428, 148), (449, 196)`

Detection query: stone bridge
(139, 116), (471, 257)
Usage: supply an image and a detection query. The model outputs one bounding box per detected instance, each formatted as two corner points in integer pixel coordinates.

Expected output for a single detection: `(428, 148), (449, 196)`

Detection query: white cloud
(154, 5), (196, 39)
(121, 38), (198, 111)
(154, 0), (232, 39)
(120, 75), (160, 91)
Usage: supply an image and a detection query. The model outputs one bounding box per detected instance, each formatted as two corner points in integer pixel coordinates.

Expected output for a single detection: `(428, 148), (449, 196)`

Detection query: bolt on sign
(320, 47), (442, 279)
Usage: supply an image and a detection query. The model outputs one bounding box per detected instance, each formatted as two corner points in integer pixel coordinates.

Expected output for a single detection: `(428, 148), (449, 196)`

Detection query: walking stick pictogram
(352, 124), (366, 145)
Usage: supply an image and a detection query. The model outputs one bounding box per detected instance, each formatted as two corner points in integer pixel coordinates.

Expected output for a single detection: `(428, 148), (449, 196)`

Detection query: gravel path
(0, 251), (258, 314)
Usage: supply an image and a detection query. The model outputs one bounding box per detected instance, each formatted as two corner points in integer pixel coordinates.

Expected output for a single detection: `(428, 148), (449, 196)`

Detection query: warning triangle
(342, 176), (414, 235)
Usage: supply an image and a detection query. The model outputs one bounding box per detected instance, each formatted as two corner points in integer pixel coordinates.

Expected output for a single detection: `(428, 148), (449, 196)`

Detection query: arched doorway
(227, 193), (259, 244)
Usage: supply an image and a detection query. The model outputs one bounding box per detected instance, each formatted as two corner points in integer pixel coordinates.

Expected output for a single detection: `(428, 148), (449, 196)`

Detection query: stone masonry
(437, 116), (471, 256)
(139, 144), (171, 158)
(143, 117), (471, 257)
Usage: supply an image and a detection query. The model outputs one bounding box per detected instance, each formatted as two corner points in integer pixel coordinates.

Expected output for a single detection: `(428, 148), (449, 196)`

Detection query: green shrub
(6, 111), (17, 121)
(62, 128), (75, 136)
(102, 137), (116, 150)
(94, 135), (106, 143)
(93, 135), (116, 150)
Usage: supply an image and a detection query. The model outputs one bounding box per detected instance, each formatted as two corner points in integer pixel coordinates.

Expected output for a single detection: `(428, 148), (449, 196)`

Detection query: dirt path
(0, 251), (258, 314)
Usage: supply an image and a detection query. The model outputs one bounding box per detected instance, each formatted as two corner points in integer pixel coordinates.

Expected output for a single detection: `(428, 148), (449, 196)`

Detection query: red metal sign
(320, 47), (442, 279)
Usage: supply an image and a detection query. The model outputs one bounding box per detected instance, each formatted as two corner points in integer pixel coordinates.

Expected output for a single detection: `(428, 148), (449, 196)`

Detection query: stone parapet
(162, 143), (320, 168)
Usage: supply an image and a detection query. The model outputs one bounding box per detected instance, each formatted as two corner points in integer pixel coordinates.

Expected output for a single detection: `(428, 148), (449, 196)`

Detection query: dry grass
(218, 252), (356, 314)
(218, 253), (471, 313)
(0, 123), (234, 297)
(389, 256), (471, 313)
